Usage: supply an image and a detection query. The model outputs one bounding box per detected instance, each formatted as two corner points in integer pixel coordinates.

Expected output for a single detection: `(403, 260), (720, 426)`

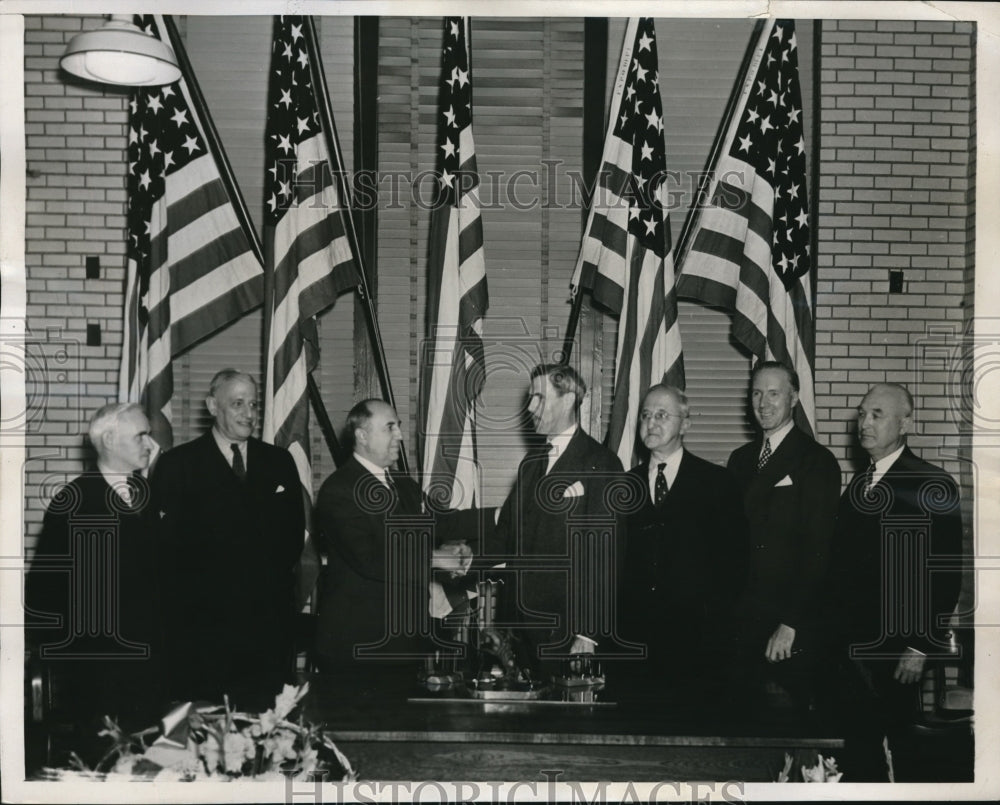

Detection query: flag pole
(561, 290), (584, 365)
(165, 15), (346, 465)
(304, 16), (408, 475)
(674, 19), (765, 274)
(162, 16), (264, 268)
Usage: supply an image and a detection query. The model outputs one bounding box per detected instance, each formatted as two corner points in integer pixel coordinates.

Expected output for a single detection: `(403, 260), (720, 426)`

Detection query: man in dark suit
(727, 361), (841, 707)
(314, 399), (478, 670)
(826, 383), (963, 781)
(621, 384), (747, 682)
(492, 363), (627, 679)
(25, 403), (165, 762)
(152, 369), (303, 708)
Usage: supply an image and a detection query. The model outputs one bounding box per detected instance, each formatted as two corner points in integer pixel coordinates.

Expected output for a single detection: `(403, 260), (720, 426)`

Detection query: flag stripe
(421, 17), (489, 512)
(262, 11), (360, 574)
(118, 14), (264, 449)
(569, 18), (684, 466)
(677, 19), (815, 435)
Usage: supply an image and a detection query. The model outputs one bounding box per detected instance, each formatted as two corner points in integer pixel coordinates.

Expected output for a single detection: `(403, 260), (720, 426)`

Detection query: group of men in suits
(26, 359), (962, 781)
(621, 362), (962, 781)
(26, 368), (305, 749)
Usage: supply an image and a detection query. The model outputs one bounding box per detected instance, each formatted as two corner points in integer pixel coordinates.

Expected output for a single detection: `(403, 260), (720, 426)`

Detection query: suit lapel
(549, 428), (587, 477)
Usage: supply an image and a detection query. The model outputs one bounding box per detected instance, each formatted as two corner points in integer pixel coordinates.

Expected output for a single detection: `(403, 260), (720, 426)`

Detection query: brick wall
(814, 19), (976, 621)
(22, 14), (130, 548)
(20, 15), (978, 568)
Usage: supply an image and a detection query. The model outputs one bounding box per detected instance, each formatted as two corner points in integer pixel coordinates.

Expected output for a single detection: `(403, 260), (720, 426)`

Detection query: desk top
(301, 668), (843, 750)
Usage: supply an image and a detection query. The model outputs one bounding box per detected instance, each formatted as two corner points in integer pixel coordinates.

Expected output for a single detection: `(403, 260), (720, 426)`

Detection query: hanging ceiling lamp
(60, 15), (181, 87)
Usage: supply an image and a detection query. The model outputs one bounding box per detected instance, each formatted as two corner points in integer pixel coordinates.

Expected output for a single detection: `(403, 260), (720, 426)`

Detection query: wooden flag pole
(304, 15), (409, 475)
(164, 15), (347, 466)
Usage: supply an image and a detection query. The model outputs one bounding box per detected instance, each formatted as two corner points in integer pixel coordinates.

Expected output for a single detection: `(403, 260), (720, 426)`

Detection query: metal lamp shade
(60, 17), (181, 87)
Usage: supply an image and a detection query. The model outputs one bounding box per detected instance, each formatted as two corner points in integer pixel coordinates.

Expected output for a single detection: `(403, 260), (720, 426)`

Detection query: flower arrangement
(776, 751), (843, 783)
(50, 682), (355, 782)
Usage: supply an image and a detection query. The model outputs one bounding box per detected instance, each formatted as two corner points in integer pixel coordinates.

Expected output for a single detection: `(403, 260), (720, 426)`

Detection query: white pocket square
(774, 475), (793, 487)
(563, 481), (585, 499)
(275, 485), (286, 493)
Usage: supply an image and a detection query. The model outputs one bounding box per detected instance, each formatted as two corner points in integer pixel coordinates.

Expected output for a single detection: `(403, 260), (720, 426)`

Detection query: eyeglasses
(638, 410), (685, 423)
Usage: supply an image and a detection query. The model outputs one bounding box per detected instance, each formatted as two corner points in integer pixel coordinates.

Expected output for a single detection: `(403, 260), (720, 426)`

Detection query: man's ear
(900, 412), (913, 436)
(205, 395), (218, 417)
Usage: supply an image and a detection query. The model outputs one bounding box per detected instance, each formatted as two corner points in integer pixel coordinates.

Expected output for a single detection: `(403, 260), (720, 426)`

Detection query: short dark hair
(345, 399), (379, 449)
(751, 360), (800, 392)
(530, 363), (586, 409)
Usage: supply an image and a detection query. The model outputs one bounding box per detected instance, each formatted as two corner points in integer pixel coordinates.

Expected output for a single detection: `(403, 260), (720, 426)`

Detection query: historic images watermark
(275, 158), (746, 216)
(285, 775), (747, 804)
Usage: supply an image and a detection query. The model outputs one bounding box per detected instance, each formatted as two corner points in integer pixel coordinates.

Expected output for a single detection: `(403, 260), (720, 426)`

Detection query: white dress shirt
(354, 452), (393, 487)
(870, 444), (906, 488)
(760, 419), (795, 462)
(648, 446), (684, 500)
(212, 427), (247, 471)
(546, 424), (578, 474)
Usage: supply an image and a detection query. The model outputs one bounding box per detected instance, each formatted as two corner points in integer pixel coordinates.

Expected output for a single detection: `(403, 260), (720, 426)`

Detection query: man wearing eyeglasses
(620, 384), (748, 685)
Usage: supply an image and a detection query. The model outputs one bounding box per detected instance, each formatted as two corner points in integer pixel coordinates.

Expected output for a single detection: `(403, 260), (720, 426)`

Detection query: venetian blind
(172, 15), (355, 494)
(597, 17), (815, 467)
(377, 17), (585, 506)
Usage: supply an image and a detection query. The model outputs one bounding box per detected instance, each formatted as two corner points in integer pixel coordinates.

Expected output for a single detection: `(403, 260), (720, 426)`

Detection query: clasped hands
(431, 540), (473, 578)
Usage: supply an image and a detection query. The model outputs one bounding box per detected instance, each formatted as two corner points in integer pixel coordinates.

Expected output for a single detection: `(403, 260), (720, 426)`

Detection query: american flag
(675, 19), (815, 435)
(420, 17), (489, 511)
(570, 18), (684, 468)
(118, 14), (263, 447)
(263, 16), (360, 529)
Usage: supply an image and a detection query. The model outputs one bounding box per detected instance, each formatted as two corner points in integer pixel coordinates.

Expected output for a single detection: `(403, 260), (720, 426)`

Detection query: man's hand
(893, 647), (927, 684)
(765, 623), (796, 662)
(431, 541), (473, 578)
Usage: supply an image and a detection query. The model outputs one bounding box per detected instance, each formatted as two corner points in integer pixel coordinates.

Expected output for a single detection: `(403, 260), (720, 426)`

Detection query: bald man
(825, 383), (963, 781)
(313, 399), (483, 670)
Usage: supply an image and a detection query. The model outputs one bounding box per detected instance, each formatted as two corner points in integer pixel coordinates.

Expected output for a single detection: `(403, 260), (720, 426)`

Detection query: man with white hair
(826, 383), (963, 781)
(621, 384), (748, 681)
(25, 402), (164, 763)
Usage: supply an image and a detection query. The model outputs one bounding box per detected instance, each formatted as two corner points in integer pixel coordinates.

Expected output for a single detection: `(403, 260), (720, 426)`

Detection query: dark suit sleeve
(924, 470), (963, 653)
(272, 446), (306, 570)
(24, 494), (72, 650)
(316, 479), (390, 583)
(713, 466), (750, 606)
(782, 445), (841, 631)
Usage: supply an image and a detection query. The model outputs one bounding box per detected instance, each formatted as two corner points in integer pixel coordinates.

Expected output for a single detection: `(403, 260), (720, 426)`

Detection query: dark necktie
(231, 443), (246, 481)
(756, 437), (772, 471)
(862, 461), (875, 497)
(654, 462), (668, 505)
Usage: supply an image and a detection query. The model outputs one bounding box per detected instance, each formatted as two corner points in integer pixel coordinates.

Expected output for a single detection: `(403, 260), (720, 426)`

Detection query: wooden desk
(302, 669), (843, 782)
